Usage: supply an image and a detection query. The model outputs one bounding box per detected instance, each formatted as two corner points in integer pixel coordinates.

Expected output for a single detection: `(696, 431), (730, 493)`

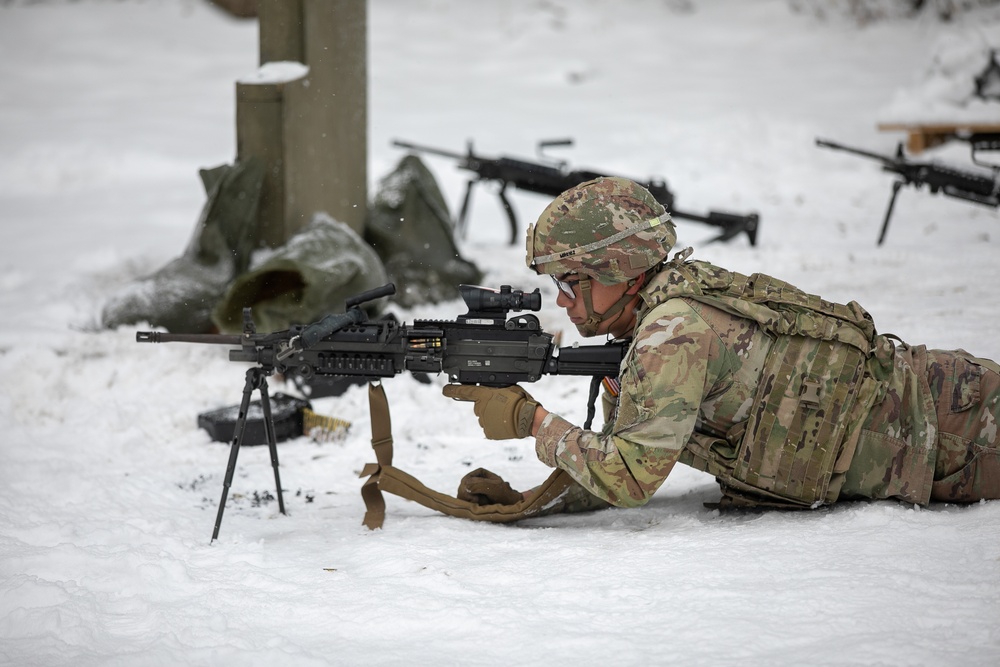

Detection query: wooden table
(877, 122), (1000, 154)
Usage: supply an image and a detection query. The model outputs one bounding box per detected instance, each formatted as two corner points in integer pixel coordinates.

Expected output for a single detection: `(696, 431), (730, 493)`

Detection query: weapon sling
(359, 382), (578, 527)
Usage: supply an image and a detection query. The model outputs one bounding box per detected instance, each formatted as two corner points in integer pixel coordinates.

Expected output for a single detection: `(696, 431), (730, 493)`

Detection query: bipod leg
(256, 376), (286, 516)
(211, 366), (264, 543)
(877, 181), (903, 246)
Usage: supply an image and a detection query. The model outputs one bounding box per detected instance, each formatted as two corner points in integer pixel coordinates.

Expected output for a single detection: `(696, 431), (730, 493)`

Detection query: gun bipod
(211, 365), (286, 543)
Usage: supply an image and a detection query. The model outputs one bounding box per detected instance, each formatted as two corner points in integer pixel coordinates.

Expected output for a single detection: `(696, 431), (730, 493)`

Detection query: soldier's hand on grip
(442, 384), (539, 440)
(456, 468), (523, 505)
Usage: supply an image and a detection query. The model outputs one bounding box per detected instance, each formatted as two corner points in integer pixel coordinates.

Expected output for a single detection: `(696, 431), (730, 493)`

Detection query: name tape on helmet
(530, 215), (671, 266)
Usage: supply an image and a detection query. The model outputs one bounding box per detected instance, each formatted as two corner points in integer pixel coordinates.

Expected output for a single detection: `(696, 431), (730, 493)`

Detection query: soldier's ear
(625, 274), (645, 295)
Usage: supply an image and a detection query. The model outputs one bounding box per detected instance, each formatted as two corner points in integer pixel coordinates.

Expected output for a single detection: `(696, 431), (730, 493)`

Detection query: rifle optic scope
(459, 284), (541, 313)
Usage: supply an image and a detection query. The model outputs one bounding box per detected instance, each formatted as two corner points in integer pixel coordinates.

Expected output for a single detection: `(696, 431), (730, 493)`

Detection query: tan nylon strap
(579, 277), (601, 336)
(578, 276), (636, 338)
(368, 382), (394, 467)
(360, 382), (394, 530)
(378, 466), (577, 523)
(360, 382), (576, 528)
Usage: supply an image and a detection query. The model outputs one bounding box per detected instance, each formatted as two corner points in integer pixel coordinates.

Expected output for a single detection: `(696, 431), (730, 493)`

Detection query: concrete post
(236, 0), (368, 247)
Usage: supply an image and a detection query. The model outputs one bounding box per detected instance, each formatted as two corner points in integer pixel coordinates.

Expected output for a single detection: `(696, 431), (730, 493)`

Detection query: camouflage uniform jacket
(534, 258), (948, 508)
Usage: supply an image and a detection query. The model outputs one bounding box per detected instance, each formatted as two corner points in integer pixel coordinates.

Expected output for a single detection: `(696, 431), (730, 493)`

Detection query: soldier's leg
(927, 350), (1000, 502)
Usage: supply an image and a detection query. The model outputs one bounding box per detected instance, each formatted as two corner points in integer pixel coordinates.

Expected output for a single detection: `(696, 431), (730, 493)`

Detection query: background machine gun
(816, 138), (1000, 245)
(393, 138), (759, 247)
(137, 283), (625, 540)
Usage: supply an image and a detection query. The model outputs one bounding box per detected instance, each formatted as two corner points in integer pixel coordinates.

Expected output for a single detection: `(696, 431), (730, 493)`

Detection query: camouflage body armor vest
(644, 251), (895, 508)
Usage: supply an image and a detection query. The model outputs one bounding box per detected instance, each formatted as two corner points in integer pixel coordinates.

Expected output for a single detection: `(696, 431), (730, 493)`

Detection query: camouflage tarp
(101, 159), (265, 333)
(366, 154), (482, 308)
(212, 213), (388, 334)
(103, 153), (477, 335)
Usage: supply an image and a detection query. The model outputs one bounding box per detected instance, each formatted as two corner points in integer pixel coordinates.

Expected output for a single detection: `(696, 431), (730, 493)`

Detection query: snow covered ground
(1, 1), (999, 665)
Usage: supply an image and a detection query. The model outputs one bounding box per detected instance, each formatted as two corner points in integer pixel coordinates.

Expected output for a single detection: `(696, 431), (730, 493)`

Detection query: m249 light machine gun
(137, 283), (625, 540)
(393, 138), (759, 247)
(816, 138), (1000, 245)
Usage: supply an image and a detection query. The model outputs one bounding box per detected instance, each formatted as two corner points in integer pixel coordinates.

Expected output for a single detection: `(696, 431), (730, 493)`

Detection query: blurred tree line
(788, 0), (1000, 24)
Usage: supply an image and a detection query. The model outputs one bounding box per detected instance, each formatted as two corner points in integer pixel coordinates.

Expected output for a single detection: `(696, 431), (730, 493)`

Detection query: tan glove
(442, 384), (539, 440)
(457, 468), (523, 505)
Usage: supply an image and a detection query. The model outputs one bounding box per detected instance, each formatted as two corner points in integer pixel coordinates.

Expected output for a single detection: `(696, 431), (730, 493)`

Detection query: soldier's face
(554, 273), (637, 338)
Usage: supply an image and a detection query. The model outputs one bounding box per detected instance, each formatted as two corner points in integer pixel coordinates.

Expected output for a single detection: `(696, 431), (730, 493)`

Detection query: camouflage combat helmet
(525, 176), (676, 285)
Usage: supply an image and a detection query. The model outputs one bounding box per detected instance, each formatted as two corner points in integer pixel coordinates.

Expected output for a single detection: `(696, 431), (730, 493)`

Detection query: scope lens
(459, 285), (541, 312)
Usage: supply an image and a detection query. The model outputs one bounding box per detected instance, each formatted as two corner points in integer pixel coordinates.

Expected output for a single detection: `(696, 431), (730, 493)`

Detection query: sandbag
(211, 213), (389, 334)
(365, 154), (482, 308)
(101, 159), (264, 333)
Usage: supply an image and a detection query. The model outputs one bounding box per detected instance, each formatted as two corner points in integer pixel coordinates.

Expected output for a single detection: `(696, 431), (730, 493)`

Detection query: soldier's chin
(574, 323), (599, 337)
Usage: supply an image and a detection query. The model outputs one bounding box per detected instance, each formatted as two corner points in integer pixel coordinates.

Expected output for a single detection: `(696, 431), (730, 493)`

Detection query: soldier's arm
(531, 299), (727, 508)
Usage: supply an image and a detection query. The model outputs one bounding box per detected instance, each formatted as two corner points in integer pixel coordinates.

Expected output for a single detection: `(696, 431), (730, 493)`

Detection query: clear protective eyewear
(551, 274), (581, 300)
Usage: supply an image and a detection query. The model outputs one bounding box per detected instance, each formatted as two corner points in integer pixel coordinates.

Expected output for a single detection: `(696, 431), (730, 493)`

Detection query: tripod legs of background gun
(496, 182), (518, 246)
(456, 178), (519, 245)
(211, 366), (287, 543)
(877, 181), (905, 246)
(457, 179), (475, 240)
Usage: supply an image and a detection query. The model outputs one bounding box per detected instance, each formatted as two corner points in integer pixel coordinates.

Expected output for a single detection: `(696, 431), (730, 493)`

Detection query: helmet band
(530, 214), (672, 267)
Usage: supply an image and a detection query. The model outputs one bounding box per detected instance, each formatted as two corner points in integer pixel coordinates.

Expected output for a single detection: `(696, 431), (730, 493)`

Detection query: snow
(1, 1), (999, 665)
(878, 22), (1000, 124)
(237, 61), (310, 85)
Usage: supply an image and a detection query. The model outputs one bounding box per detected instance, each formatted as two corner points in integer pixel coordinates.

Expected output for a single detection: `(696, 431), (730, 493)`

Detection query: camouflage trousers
(927, 349), (1000, 502)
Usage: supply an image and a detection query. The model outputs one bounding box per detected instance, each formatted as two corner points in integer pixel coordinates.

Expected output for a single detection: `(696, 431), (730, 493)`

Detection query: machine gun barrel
(391, 139), (465, 161)
(136, 332), (242, 345)
(815, 139), (893, 165)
